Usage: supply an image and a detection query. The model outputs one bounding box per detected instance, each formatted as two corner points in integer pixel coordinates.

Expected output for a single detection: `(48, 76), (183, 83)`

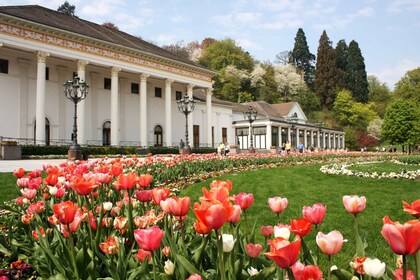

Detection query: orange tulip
(381, 216), (420, 255)
(167, 196), (191, 217)
(290, 218), (312, 237)
(194, 201), (230, 231)
(113, 172), (139, 190)
(403, 199), (420, 218)
(99, 236), (120, 255)
(138, 174), (153, 188)
(265, 236), (301, 269)
(151, 188), (171, 205)
(53, 201), (79, 224)
(13, 168), (26, 178)
(72, 177), (98, 196)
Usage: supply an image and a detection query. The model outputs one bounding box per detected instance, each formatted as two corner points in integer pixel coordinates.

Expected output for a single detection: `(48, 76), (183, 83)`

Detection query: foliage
(289, 28), (316, 89)
(347, 40), (369, 103)
(355, 131), (380, 149)
(102, 22), (119, 30)
(367, 75), (392, 118)
(219, 65), (251, 102)
(343, 127), (358, 150)
(273, 64), (306, 102)
(393, 67), (420, 105)
(315, 31), (338, 108)
(57, 1), (75, 16)
(293, 88), (321, 116)
(382, 100), (420, 147)
(367, 118), (383, 140)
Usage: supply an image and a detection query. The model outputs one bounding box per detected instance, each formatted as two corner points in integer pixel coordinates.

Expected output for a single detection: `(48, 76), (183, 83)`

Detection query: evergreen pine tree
(289, 28), (316, 89)
(57, 1), (76, 16)
(315, 30), (338, 108)
(347, 40), (369, 103)
(335, 39), (348, 90)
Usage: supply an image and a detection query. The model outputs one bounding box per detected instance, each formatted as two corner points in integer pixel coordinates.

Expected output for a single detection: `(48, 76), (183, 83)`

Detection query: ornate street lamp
(286, 114), (298, 148)
(63, 76), (89, 161)
(177, 93), (195, 154)
(243, 106), (257, 153)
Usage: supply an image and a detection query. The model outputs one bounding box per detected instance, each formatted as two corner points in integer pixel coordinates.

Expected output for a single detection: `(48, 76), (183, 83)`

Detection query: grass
(347, 162), (419, 173)
(0, 173), (20, 203)
(180, 163), (420, 270)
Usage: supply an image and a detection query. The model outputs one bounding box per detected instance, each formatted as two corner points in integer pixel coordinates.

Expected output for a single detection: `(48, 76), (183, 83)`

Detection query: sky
(2, 0), (420, 89)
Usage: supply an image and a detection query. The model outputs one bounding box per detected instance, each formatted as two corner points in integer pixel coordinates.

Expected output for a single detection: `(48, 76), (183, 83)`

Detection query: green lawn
(0, 173), (20, 203)
(348, 162), (419, 173)
(180, 164), (420, 269)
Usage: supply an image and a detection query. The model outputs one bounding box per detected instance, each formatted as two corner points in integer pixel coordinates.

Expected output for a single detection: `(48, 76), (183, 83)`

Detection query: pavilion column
(287, 127), (291, 143)
(110, 67), (121, 146)
(56, 66), (68, 140)
(76, 60), (89, 145)
(266, 122), (272, 149)
(342, 134), (345, 149)
(206, 87), (212, 147)
(165, 79), (173, 147)
(303, 129), (307, 148)
(35, 51), (49, 145)
(187, 84), (194, 147)
(140, 73), (149, 147)
(310, 130), (314, 148)
(18, 58), (30, 138)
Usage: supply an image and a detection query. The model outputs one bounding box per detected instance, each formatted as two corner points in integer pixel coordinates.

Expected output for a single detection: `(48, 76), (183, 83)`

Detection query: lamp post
(286, 115), (298, 148)
(63, 76), (89, 161)
(243, 106), (257, 153)
(177, 93), (195, 154)
(316, 122), (324, 150)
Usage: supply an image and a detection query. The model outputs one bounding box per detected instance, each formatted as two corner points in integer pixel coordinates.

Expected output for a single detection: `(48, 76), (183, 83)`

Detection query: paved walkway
(0, 159), (68, 173)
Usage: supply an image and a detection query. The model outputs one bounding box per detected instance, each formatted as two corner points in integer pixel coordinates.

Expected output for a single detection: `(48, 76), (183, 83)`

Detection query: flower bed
(0, 152), (419, 279)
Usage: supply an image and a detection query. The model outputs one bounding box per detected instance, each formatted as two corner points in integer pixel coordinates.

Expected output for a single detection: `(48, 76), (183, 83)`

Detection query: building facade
(0, 5), (344, 151)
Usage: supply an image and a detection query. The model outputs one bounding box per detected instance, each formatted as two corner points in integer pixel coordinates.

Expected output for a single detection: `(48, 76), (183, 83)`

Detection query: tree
(218, 65), (250, 102)
(335, 40), (348, 90)
(162, 41), (190, 60)
(367, 75), (391, 118)
(347, 40), (369, 103)
(315, 30), (338, 108)
(332, 89), (354, 127)
(102, 22), (119, 30)
(367, 118), (383, 140)
(289, 28), (316, 89)
(382, 101), (420, 150)
(275, 51), (290, 65)
(257, 63), (279, 103)
(57, 1), (76, 16)
(393, 67), (420, 105)
(273, 64), (305, 102)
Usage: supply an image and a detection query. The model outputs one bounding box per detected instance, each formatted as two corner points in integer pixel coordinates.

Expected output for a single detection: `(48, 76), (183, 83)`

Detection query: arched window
(103, 121), (111, 146)
(34, 118), (50, 145)
(154, 125), (163, 146)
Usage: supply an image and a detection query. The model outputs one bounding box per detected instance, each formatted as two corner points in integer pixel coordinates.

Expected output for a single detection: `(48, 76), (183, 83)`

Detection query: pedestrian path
(0, 159), (68, 173)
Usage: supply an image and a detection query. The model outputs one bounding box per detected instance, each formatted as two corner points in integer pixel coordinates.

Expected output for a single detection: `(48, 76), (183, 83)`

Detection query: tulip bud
(247, 267), (259, 276)
(274, 224), (290, 239)
(222, 234), (235, 252)
(164, 260), (175, 275)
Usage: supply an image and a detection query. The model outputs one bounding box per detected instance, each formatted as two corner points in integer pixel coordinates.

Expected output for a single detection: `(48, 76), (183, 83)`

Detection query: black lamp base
(68, 144), (82, 161)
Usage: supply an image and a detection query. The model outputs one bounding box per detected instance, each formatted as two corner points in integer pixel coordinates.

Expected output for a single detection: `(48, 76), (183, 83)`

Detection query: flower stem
(327, 255), (331, 280)
(216, 229), (227, 280)
(152, 250), (157, 280)
(415, 251), (420, 280)
(403, 254), (407, 280)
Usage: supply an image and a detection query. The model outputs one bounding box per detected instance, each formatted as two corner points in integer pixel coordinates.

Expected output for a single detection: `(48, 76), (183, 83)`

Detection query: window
(103, 121), (111, 146)
(104, 78), (111, 90)
(45, 67), (49, 80)
(131, 83), (139, 94)
(154, 125), (163, 146)
(176, 91), (182, 100)
(0, 59), (9, 74)
(272, 127), (279, 147)
(155, 87), (162, 98)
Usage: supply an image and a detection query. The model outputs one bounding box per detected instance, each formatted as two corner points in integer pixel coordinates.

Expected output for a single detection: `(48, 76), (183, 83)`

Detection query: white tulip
(222, 234), (235, 253)
(49, 186), (58, 195)
(164, 260), (175, 275)
(103, 202), (113, 211)
(363, 258), (386, 278)
(274, 226), (290, 240)
(247, 266), (259, 276)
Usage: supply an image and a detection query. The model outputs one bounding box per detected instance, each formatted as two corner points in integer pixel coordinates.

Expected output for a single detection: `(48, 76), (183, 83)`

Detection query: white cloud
(236, 37), (264, 52)
(171, 14), (186, 23)
(370, 59), (420, 89)
(388, 0), (420, 12)
(259, 0), (304, 11)
(151, 33), (180, 46)
(211, 12), (262, 27)
(313, 6), (375, 30)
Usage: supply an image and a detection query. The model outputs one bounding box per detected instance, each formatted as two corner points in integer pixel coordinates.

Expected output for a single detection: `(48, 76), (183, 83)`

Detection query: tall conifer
(347, 40), (369, 103)
(315, 30), (337, 108)
(289, 28), (316, 89)
(335, 39), (348, 90)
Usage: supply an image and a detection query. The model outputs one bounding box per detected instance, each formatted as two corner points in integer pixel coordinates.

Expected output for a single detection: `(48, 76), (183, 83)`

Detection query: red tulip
(342, 195), (366, 214)
(268, 197), (288, 214)
(291, 262), (323, 280)
(234, 192), (254, 210)
(246, 243), (263, 258)
(53, 201), (79, 224)
(151, 188), (171, 205)
(135, 189), (152, 202)
(13, 168), (26, 178)
(265, 236), (301, 269)
(72, 177), (98, 196)
(381, 216), (420, 255)
(290, 218), (312, 237)
(260, 225), (274, 237)
(302, 203), (326, 225)
(316, 230), (343, 255)
(403, 199), (420, 218)
(113, 172), (139, 190)
(45, 174), (59, 186)
(136, 248), (152, 262)
(134, 226), (165, 251)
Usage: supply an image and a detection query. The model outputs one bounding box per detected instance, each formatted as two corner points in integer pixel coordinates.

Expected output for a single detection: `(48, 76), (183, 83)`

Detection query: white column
(165, 79), (173, 147)
(342, 134), (345, 149)
(76, 60), (89, 145)
(140, 74), (149, 147)
(89, 72), (99, 143)
(310, 130), (314, 148)
(317, 131), (321, 149)
(18, 59), (30, 138)
(35, 51), (49, 145)
(187, 84), (194, 147)
(206, 87), (212, 147)
(56, 66), (68, 140)
(303, 129), (307, 148)
(266, 122), (272, 149)
(110, 67), (121, 146)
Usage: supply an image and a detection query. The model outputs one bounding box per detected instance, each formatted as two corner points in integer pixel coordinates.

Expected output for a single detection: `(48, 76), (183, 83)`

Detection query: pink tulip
(228, 204), (241, 224)
(186, 274), (202, 280)
(268, 197), (288, 214)
(134, 226), (165, 251)
(246, 243), (263, 258)
(381, 216), (420, 255)
(302, 203), (326, 224)
(342, 195), (366, 214)
(234, 192), (254, 210)
(316, 230), (343, 255)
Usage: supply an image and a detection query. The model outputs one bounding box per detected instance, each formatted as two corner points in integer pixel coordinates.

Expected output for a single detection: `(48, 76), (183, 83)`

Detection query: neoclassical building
(0, 5), (344, 151)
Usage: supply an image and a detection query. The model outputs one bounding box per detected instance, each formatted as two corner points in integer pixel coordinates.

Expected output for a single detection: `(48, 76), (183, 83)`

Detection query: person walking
(179, 139), (185, 154)
(298, 142), (304, 153)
